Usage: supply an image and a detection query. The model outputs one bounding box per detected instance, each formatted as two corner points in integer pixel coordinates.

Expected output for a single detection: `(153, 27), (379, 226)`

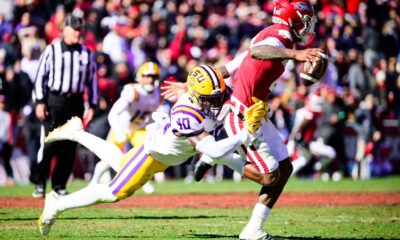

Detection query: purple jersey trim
(171, 110), (203, 124)
(163, 123), (171, 135)
(172, 104), (205, 118)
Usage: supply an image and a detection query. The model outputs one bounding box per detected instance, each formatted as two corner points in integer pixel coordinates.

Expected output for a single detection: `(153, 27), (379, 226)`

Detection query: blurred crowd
(0, 0), (399, 185)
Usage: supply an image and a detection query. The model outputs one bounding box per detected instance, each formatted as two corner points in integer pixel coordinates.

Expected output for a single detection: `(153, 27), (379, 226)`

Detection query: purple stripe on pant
(109, 145), (144, 188)
(111, 152), (149, 196)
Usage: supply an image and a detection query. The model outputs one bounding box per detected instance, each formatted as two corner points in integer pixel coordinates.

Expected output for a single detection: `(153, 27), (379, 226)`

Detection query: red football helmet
(272, 0), (317, 44)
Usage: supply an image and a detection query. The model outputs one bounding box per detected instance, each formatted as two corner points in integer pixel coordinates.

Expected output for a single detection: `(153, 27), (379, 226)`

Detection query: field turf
(0, 177), (399, 239)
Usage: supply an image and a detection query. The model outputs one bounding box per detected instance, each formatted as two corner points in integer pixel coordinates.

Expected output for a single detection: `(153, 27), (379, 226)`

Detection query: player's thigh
(260, 120), (289, 163)
(242, 121), (287, 174)
(109, 145), (168, 200)
(223, 113), (286, 173)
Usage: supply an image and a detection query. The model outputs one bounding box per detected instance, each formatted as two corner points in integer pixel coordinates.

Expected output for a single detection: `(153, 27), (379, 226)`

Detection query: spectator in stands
(351, 94), (377, 180)
(0, 0), (397, 182)
(348, 49), (373, 100)
(0, 94), (14, 186)
(44, 5), (65, 43)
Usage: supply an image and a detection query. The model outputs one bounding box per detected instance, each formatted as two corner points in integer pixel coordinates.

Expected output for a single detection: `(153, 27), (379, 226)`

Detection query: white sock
(76, 131), (122, 171)
(215, 153), (245, 175)
(246, 203), (271, 230)
(57, 184), (117, 212)
(90, 160), (111, 185)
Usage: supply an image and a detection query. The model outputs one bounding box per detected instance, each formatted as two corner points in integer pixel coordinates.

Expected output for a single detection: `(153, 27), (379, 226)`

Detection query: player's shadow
(63, 214), (222, 220)
(3, 215), (222, 221)
(270, 237), (393, 240)
(191, 233), (238, 238)
(191, 235), (395, 240)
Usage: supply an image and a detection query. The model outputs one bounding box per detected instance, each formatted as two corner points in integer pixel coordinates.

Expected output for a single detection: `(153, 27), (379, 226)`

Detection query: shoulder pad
(120, 84), (139, 102)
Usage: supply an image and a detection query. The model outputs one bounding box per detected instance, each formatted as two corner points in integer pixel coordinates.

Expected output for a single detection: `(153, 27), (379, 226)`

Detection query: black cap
(64, 14), (84, 29)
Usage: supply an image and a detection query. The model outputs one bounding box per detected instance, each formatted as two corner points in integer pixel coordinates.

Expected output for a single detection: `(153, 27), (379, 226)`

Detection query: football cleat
(194, 161), (213, 182)
(45, 117), (83, 143)
(55, 189), (69, 196)
(239, 226), (274, 240)
(239, 235), (275, 240)
(32, 185), (46, 199)
(38, 191), (60, 236)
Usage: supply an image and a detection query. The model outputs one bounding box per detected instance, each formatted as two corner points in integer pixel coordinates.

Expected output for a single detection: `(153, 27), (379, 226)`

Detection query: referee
(30, 14), (98, 198)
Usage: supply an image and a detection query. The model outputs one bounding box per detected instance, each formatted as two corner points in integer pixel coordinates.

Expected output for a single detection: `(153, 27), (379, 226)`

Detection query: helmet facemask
(295, 12), (317, 45)
(137, 62), (161, 93)
(140, 74), (159, 93)
(192, 91), (227, 119)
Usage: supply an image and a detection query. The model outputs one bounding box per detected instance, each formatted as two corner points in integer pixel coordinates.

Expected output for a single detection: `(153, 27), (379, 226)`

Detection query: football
(300, 50), (329, 86)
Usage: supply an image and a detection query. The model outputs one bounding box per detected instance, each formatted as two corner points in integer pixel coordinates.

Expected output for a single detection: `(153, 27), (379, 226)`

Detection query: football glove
(243, 97), (269, 134)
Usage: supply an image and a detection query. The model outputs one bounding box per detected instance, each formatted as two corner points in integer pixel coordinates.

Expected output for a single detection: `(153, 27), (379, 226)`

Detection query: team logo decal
(293, 2), (309, 11)
(278, 30), (292, 40)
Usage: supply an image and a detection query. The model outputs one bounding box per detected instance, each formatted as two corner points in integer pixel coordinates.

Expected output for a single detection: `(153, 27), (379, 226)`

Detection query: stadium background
(0, 0), (400, 182)
(0, 1), (399, 239)
(0, 0), (399, 183)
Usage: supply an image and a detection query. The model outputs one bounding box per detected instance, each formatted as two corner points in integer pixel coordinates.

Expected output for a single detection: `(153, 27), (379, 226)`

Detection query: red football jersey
(232, 24), (294, 107)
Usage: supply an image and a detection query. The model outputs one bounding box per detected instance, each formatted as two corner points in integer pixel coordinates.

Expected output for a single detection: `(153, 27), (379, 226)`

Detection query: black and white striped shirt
(34, 40), (98, 107)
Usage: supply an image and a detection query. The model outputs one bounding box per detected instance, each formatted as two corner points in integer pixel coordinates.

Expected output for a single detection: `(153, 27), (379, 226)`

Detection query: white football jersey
(145, 93), (219, 166)
(108, 83), (161, 132)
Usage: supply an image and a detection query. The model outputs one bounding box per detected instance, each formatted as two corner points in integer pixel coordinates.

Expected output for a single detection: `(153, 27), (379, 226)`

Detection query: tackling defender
(37, 65), (268, 236)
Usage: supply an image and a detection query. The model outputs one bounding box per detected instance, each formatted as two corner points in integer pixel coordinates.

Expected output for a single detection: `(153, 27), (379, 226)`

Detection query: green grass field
(1, 177), (400, 239)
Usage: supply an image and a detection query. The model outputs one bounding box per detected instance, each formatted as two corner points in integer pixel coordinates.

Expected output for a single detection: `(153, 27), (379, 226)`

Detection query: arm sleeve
(195, 129), (248, 159)
(108, 87), (133, 136)
(34, 45), (52, 103)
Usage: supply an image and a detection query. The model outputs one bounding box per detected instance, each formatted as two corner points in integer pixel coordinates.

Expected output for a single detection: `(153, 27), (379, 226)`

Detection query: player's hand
(160, 80), (187, 101)
(243, 97), (269, 134)
(35, 103), (48, 121)
(294, 48), (324, 63)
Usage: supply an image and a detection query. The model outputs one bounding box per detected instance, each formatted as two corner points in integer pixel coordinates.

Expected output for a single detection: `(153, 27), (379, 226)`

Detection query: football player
(90, 62), (162, 193)
(37, 65), (268, 236)
(162, 1), (324, 239)
(287, 93), (336, 176)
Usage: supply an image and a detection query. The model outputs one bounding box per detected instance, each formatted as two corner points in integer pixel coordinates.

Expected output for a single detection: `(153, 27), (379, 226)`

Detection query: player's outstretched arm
(188, 130), (248, 159)
(250, 45), (323, 62)
(188, 98), (269, 159)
